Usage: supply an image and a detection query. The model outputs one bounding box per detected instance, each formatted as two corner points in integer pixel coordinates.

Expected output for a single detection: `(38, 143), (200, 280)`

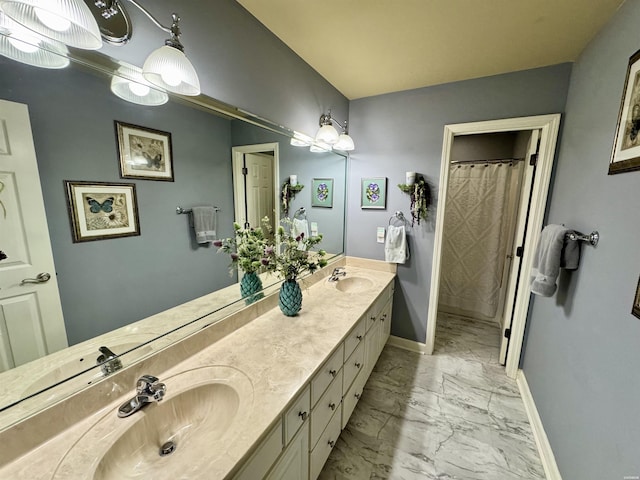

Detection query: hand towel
(530, 224), (581, 296)
(385, 225), (409, 263)
(292, 218), (309, 250)
(192, 206), (217, 244)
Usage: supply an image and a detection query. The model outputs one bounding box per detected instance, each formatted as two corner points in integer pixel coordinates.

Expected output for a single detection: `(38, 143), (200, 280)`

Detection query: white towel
(530, 224), (569, 296)
(192, 206), (217, 244)
(292, 218), (310, 250)
(385, 225), (408, 263)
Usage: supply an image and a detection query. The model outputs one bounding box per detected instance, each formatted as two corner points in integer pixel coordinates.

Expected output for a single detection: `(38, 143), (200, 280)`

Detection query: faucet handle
(137, 375), (160, 393)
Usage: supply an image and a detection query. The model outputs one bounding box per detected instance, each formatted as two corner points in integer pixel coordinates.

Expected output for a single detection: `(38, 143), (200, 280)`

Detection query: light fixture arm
(319, 110), (348, 133)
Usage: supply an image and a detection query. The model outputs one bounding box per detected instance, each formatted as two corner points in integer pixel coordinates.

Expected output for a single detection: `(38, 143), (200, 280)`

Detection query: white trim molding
(517, 370), (563, 480)
(386, 335), (427, 355)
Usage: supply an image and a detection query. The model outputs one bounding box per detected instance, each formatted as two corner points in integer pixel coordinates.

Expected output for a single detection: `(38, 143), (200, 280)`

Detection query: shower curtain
(438, 161), (523, 319)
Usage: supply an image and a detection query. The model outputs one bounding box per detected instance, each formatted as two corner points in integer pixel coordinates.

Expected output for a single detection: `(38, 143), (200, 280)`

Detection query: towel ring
(294, 207), (307, 219)
(389, 211), (408, 227)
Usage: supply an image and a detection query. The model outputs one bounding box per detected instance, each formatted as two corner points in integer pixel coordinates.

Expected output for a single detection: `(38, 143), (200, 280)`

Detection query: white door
(0, 99), (67, 373)
(499, 129), (540, 364)
(244, 152), (275, 229)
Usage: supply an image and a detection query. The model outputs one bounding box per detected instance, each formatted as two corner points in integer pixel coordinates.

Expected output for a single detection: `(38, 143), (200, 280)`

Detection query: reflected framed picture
(311, 178), (333, 208)
(65, 181), (140, 243)
(610, 49), (640, 174)
(632, 276), (640, 319)
(361, 177), (387, 209)
(115, 121), (174, 181)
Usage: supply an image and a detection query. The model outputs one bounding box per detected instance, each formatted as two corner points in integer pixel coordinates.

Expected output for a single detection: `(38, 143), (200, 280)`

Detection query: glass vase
(240, 271), (264, 305)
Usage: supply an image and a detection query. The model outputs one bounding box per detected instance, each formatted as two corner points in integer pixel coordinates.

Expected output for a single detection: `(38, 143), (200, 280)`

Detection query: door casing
(425, 114), (561, 379)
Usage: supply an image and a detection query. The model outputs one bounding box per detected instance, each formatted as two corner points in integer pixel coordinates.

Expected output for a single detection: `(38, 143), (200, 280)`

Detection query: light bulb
(8, 33), (40, 53)
(34, 8), (71, 32)
(160, 69), (181, 87)
(128, 82), (150, 97)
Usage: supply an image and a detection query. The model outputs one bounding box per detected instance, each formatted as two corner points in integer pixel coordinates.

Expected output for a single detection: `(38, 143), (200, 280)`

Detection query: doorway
(426, 115), (561, 379)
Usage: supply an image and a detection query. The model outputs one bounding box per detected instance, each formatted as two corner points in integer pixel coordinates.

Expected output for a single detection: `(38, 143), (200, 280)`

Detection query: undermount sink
(330, 276), (375, 293)
(53, 366), (254, 480)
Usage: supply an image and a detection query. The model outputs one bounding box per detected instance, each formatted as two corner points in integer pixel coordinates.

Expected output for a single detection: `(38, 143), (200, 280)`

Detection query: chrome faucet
(329, 267), (347, 282)
(97, 346), (123, 376)
(117, 375), (166, 418)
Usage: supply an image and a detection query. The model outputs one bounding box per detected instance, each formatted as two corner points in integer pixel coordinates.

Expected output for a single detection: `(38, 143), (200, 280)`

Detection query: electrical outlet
(377, 227), (385, 243)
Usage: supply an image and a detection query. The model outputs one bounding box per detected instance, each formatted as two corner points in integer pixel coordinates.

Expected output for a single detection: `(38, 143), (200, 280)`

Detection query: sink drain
(159, 441), (177, 457)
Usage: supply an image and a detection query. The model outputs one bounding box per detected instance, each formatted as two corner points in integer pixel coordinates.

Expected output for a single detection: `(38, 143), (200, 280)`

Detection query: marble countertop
(0, 258), (395, 479)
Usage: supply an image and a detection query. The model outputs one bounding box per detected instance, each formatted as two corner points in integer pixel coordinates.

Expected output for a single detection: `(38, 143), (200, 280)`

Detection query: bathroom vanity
(0, 257), (395, 479)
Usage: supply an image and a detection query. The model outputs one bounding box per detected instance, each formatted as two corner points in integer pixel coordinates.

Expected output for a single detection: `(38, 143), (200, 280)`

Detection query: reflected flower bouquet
(214, 217), (272, 274)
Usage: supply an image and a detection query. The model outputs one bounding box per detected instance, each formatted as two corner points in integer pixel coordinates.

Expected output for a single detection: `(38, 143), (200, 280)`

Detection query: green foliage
(280, 179), (304, 215)
(215, 217), (272, 274)
(397, 175), (431, 225)
(264, 217), (327, 281)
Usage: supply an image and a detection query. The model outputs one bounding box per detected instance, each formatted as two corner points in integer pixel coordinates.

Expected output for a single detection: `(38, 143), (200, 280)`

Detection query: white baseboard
(517, 370), (562, 480)
(386, 335), (428, 355)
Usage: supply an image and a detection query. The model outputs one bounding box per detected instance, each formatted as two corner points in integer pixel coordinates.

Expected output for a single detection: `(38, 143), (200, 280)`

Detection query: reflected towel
(192, 206), (217, 244)
(385, 225), (408, 263)
(292, 218), (309, 250)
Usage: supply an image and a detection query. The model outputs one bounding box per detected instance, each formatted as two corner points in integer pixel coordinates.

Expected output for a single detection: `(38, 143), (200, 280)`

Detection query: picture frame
(361, 177), (387, 209)
(65, 181), (140, 243)
(632, 276), (640, 319)
(609, 49), (640, 174)
(115, 121), (174, 181)
(311, 178), (334, 208)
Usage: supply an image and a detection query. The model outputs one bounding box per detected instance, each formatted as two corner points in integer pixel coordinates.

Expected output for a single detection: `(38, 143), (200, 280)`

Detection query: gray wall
(0, 57), (237, 344)
(99, 0), (349, 140)
(347, 64), (572, 343)
(522, 1), (640, 477)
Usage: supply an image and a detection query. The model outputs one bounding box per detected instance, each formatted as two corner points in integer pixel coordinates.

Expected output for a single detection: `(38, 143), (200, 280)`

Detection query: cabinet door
(267, 421), (309, 480)
(378, 299), (392, 354)
(364, 318), (381, 379)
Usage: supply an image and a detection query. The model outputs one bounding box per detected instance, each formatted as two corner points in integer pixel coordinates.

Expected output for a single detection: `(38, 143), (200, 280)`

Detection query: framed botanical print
(610, 49), (640, 174)
(361, 177), (387, 209)
(65, 181), (140, 242)
(311, 178), (333, 208)
(633, 276), (640, 319)
(115, 121), (174, 181)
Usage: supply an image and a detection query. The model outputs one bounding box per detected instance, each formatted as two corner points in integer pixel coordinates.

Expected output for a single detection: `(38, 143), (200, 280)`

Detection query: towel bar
(176, 206), (220, 215)
(566, 231), (599, 246)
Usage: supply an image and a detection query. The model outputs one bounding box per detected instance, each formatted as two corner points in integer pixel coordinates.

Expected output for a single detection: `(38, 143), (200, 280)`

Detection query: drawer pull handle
(298, 411), (308, 421)
(329, 369), (337, 377)
(328, 440), (335, 448)
(355, 392), (361, 399)
(370, 316), (375, 321)
(356, 335), (363, 341)
(329, 402), (336, 411)
(355, 362), (361, 369)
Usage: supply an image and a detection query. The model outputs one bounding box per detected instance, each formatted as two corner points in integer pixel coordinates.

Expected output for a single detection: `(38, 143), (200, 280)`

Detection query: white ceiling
(237, 0), (625, 100)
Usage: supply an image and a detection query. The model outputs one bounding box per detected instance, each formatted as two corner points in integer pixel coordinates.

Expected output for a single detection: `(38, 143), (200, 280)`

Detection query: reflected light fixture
(314, 109), (355, 151)
(0, 0), (201, 95)
(290, 131), (313, 147)
(0, 11), (70, 68)
(110, 63), (169, 106)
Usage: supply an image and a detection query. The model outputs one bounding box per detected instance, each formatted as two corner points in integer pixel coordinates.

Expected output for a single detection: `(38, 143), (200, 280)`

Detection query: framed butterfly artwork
(64, 181), (140, 242)
(115, 121), (174, 181)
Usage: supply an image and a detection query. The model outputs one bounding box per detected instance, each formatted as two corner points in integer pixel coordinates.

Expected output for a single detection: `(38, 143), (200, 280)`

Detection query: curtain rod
(450, 157), (524, 165)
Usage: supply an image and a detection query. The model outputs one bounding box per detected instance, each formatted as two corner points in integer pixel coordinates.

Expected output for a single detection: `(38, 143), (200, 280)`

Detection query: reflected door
(244, 152), (275, 229)
(0, 99), (67, 372)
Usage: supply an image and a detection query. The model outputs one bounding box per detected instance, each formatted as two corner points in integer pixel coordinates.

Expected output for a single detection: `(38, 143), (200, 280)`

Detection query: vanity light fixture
(110, 63), (169, 106)
(0, 0), (201, 96)
(314, 110), (355, 151)
(290, 131), (313, 147)
(0, 11), (70, 68)
(0, 0), (102, 49)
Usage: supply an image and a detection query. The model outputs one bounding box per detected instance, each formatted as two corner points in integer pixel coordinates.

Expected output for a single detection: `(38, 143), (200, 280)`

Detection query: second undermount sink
(330, 276), (375, 293)
(53, 366), (254, 480)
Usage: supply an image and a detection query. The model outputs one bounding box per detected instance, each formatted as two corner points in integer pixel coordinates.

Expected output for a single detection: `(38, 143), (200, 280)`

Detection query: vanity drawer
(311, 344), (344, 407)
(343, 318), (365, 360)
(284, 385), (310, 446)
(310, 404), (342, 480)
(234, 419), (283, 480)
(343, 341), (364, 392)
(342, 364), (367, 429)
(310, 368), (343, 450)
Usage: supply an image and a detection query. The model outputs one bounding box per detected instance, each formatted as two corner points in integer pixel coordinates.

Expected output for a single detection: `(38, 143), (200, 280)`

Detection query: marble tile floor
(319, 313), (545, 480)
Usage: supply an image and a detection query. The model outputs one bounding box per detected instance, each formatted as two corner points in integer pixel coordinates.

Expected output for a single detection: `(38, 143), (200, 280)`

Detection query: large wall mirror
(0, 41), (347, 426)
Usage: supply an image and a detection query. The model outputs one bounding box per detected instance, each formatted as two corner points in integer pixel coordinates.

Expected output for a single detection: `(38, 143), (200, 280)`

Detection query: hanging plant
(280, 179), (304, 215)
(397, 174), (431, 225)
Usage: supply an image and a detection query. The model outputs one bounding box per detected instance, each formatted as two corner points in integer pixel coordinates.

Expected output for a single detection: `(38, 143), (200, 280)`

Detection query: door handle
(20, 272), (51, 285)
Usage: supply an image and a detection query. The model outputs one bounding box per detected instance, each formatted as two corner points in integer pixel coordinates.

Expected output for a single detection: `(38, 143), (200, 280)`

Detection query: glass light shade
(0, 14), (69, 68)
(0, 0), (102, 50)
(315, 124), (339, 145)
(111, 65), (169, 106)
(333, 133), (355, 151)
(310, 142), (332, 153)
(142, 45), (201, 96)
